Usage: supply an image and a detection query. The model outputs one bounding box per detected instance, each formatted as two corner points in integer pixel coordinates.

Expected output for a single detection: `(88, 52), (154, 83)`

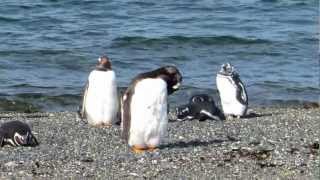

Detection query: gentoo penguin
(121, 66), (182, 153)
(175, 94), (224, 121)
(79, 56), (119, 127)
(0, 121), (38, 147)
(216, 63), (248, 119)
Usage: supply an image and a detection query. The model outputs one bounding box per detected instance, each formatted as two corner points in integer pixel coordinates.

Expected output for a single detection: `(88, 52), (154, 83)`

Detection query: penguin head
(96, 55), (112, 71)
(175, 104), (194, 121)
(190, 94), (213, 104)
(0, 121), (39, 147)
(157, 66), (182, 94)
(13, 131), (38, 147)
(219, 63), (235, 76)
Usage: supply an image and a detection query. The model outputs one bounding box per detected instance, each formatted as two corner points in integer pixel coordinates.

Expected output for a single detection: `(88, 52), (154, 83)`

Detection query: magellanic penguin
(0, 121), (38, 147)
(175, 94), (224, 121)
(121, 66), (182, 153)
(216, 63), (248, 119)
(80, 56), (119, 127)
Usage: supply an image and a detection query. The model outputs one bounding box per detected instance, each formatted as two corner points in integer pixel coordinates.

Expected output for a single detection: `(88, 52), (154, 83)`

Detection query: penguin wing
(121, 86), (134, 142)
(0, 132), (3, 147)
(233, 75), (248, 105)
(79, 81), (89, 119)
(199, 110), (221, 121)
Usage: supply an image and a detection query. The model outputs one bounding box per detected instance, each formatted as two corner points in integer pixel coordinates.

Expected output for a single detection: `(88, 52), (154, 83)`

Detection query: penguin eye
(193, 97), (204, 103)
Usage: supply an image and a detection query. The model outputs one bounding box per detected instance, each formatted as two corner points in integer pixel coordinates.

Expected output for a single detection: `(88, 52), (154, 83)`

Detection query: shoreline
(0, 106), (319, 179)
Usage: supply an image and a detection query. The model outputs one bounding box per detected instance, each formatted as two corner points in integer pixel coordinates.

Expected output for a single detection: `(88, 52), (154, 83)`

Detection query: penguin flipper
(0, 131), (4, 147)
(233, 75), (248, 105)
(79, 81), (89, 119)
(121, 86), (134, 142)
(199, 110), (221, 121)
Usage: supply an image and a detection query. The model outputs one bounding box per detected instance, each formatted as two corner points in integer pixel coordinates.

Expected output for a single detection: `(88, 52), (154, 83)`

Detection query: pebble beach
(0, 106), (319, 179)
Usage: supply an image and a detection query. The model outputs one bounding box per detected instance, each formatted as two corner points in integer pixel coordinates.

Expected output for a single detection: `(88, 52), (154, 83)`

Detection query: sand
(0, 106), (319, 179)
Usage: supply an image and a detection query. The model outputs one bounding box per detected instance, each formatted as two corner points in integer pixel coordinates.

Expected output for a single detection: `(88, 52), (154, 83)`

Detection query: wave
(0, 16), (21, 22)
(111, 35), (271, 48)
(0, 49), (72, 56)
(0, 93), (81, 112)
(10, 84), (57, 89)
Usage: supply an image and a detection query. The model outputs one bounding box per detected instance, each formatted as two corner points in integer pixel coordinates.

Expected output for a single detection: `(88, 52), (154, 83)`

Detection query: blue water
(0, 0), (319, 112)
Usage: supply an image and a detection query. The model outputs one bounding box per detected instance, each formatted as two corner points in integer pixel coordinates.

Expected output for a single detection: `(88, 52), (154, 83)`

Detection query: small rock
(5, 161), (17, 167)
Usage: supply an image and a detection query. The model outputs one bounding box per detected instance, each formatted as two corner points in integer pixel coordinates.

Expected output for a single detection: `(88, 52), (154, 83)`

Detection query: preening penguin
(0, 121), (38, 147)
(121, 66), (182, 153)
(216, 63), (248, 119)
(80, 56), (119, 127)
(175, 94), (224, 121)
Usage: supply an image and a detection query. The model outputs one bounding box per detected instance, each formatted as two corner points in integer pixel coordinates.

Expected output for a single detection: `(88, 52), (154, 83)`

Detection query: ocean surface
(0, 0), (319, 112)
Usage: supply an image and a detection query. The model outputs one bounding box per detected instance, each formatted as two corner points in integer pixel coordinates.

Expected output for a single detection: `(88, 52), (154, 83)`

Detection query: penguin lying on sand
(0, 121), (38, 147)
(121, 66), (182, 153)
(79, 56), (119, 127)
(174, 94), (224, 121)
(216, 63), (248, 119)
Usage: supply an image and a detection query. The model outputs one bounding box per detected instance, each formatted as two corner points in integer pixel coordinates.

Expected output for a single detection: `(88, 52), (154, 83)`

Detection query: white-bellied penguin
(216, 63), (248, 119)
(79, 56), (119, 127)
(0, 120), (38, 147)
(121, 66), (182, 153)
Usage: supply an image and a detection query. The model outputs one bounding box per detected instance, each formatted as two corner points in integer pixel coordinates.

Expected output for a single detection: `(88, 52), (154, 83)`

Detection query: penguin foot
(131, 145), (147, 154)
(147, 145), (158, 152)
(226, 115), (235, 121)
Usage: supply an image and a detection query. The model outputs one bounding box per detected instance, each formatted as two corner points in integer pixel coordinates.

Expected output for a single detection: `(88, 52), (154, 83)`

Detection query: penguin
(175, 94), (224, 121)
(0, 121), (38, 147)
(79, 56), (119, 127)
(121, 66), (182, 153)
(216, 63), (248, 119)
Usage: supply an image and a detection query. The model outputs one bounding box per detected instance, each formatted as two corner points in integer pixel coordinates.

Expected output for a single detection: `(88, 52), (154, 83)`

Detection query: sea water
(0, 0), (319, 112)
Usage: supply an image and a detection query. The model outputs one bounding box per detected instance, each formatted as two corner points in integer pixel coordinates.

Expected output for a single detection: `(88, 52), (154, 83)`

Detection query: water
(0, 0), (319, 112)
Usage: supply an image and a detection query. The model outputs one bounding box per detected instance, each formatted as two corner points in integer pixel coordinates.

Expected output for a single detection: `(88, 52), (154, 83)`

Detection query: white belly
(85, 70), (119, 126)
(216, 74), (246, 116)
(128, 79), (168, 148)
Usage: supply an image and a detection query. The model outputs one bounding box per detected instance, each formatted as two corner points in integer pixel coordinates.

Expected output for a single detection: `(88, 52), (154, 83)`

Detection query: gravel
(0, 106), (319, 179)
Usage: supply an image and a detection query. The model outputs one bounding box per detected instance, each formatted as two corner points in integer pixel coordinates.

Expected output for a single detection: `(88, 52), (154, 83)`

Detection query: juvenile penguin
(80, 56), (119, 127)
(0, 121), (38, 147)
(121, 66), (182, 153)
(175, 94), (224, 121)
(216, 63), (248, 119)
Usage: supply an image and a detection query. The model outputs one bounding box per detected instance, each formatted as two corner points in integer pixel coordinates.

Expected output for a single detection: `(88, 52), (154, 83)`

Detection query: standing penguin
(216, 63), (248, 119)
(121, 66), (182, 153)
(80, 56), (119, 127)
(0, 121), (38, 147)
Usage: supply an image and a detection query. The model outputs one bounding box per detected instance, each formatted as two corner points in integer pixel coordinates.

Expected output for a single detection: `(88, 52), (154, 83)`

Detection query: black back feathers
(0, 121), (38, 147)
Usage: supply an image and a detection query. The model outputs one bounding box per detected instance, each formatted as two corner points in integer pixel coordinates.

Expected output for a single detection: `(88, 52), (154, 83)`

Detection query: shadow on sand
(161, 139), (228, 149)
(242, 112), (274, 119)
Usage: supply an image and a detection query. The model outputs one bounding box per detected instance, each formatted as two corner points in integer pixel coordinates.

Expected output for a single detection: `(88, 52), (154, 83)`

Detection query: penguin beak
(172, 82), (180, 90)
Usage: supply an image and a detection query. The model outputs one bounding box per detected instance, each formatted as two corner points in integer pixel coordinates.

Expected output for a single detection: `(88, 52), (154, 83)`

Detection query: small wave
(0, 49), (71, 56)
(0, 93), (81, 112)
(0, 98), (40, 113)
(11, 84), (57, 89)
(0, 16), (21, 22)
(111, 35), (270, 48)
